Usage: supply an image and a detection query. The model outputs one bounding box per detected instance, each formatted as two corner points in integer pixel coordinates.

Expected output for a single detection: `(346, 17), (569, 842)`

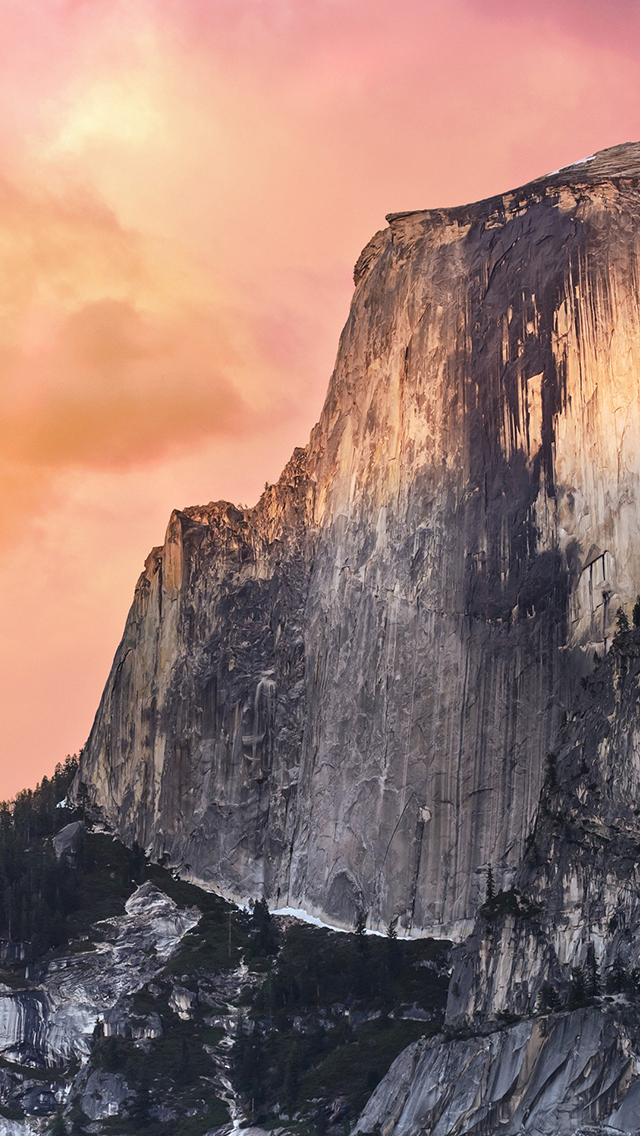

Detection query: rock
(355, 1008), (640, 1136)
(133, 1011), (163, 1039)
(0, 883), (198, 1067)
(80, 1069), (129, 1120)
(102, 1004), (163, 1040)
(52, 821), (83, 863)
(0, 1121), (41, 1136)
(169, 984), (197, 1020)
(448, 627), (640, 1028)
(73, 141), (640, 938)
(366, 618), (640, 1134)
(12, 1080), (59, 1116)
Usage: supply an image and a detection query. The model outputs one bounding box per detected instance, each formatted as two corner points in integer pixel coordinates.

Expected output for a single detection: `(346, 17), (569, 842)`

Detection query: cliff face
(77, 141), (640, 938)
(355, 604), (640, 1136)
(355, 1008), (640, 1136)
(447, 626), (640, 1028)
(77, 447), (314, 908)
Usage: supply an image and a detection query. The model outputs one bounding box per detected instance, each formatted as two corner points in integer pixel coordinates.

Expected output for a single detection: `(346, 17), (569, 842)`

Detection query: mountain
(357, 624), (640, 1136)
(76, 141), (640, 942)
(0, 763), (450, 1135)
(7, 141), (640, 1135)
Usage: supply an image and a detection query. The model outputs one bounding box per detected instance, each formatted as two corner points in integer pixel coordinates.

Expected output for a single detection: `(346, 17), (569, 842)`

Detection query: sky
(1, 0), (640, 798)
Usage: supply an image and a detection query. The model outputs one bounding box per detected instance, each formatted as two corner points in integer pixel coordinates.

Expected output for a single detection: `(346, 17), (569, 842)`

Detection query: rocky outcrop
(79, 1070), (129, 1121)
(447, 627), (640, 1027)
(0, 884), (199, 1068)
(52, 821), (83, 863)
(355, 1007), (640, 1136)
(76, 141), (640, 939)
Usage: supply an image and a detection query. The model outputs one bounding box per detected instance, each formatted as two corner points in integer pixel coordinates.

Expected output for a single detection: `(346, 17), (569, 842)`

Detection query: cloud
(2, 0), (640, 792)
(1, 299), (248, 470)
(465, 0), (640, 55)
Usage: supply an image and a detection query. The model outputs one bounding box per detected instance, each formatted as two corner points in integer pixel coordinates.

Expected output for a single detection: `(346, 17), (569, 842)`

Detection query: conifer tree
(69, 1101), (89, 1135)
(536, 982), (561, 1014)
(355, 909), (367, 953)
(49, 1109), (67, 1136)
(486, 865), (495, 904)
(129, 1074), (151, 1128)
(283, 1043), (300, 1113)
(607, 956), (629, 994)
(567, 965), (587, 1009)
(386, 916), (402, 978)
(586, 953), (600, 999)
(616, 607), (629, 634)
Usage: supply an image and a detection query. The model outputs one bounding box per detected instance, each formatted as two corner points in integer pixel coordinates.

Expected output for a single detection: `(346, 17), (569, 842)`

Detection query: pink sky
(1, 0), (639, 797)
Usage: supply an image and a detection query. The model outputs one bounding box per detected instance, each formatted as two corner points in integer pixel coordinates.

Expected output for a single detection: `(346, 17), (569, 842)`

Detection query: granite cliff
(75, 140), (640, 941)
(353, 587), (640, 1136)
(447, 623), (640, 1030)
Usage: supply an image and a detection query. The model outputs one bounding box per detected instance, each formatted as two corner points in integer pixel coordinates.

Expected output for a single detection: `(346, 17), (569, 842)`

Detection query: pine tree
(616, 607), (630, 634)
(250, 897), (278, 956)
(283, 1043), (300, 1113)
(567, 965), (587, 1009)
(633, 596), (640, 629)
(606, 956), (629, 995)
(49, 1109), (67, 1136)
(176, 1036), (194, 1085)
(545, 753), (558, 789)
(69, 1102), (89, 1135)
(586, 953), (600, 999)
(128, 1075), (151, 1128)
(386, 916), (402, 978)
(486, 865), (495, 904)
(354, 910), (367, 953)
(536, 982), (561, 1014)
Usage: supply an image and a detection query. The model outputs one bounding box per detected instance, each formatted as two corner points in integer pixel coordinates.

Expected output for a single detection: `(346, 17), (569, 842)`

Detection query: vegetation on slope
(0, 759), (451, 1135)
(233, 915), (450, 1131)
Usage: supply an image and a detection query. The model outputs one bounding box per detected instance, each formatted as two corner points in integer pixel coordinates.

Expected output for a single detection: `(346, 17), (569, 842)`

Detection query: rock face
(0, 884), (199, 1068)
(447, 626), (640, 1028)
(354, 620), (640, 1136)
(76, 141), (640, 938)
(355, 1008), (640, 1136)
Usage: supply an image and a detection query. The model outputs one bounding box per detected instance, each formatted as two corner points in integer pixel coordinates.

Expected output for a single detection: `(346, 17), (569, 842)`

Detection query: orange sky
(1, 0), (640, 797)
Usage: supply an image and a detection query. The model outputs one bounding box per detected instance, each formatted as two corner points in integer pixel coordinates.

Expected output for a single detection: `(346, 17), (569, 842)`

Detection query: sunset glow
(2, 0), (640, 796)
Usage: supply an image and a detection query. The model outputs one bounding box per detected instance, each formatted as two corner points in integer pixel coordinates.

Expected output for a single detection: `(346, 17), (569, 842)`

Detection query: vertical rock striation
(76, 141), (640, 938)
(356, 607), (640, 1136)
(447, 626), (640, 1028)
(355, 1008), (640, 1136)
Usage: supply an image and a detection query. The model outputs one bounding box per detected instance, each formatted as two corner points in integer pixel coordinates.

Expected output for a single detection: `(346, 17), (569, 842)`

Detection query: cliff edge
(75, 140), (640, 940)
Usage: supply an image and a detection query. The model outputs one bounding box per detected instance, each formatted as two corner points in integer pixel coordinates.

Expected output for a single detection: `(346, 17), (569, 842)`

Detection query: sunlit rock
(75, 140), (640, 940)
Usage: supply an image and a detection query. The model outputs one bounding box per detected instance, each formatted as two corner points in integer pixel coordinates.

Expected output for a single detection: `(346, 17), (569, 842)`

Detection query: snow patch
(271, 905), (423, 939)
(548, 154), (596, 177)
(174, 869), (427, 939)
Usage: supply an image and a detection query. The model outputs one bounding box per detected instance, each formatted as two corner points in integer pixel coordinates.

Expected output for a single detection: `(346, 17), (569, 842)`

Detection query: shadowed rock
(75, 141), (640, 939)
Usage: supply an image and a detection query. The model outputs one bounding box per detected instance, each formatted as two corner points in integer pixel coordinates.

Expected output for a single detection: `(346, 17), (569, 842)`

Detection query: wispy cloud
(1, 0), (639, 792)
